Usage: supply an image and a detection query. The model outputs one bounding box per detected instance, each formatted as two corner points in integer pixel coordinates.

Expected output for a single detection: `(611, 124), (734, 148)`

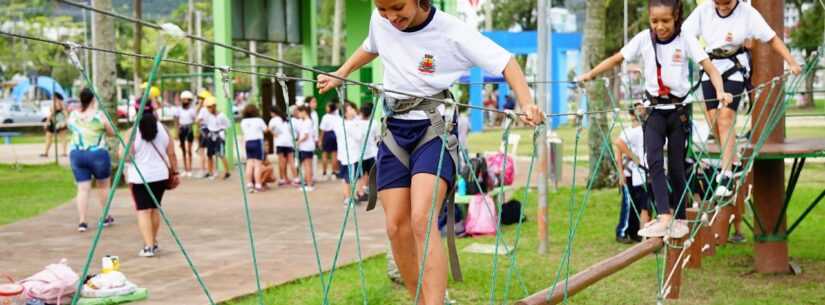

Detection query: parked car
(0, 102), (47, 124)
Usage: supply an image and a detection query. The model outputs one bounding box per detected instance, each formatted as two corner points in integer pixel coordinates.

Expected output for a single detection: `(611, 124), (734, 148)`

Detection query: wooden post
(699, 208), (716, 256)
(751, 0), (790, 274)
(711, 204), (733, 245)
(665, 237), (685, 299)
(517, 238), (664, 305)
(685, 208), (702, 269)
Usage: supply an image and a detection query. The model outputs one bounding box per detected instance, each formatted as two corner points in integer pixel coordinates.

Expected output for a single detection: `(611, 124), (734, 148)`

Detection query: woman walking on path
(67, 88), (116, 232)
(124, 101), (178, 257)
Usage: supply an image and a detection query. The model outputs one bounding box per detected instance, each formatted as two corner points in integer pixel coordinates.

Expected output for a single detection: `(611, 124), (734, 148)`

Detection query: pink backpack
(486, 153), (515, 186)
(465, 194), (497, 236)
(20, 259), (79, 305)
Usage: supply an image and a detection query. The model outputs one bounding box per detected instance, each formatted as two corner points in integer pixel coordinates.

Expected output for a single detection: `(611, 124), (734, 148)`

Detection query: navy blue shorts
(338, 158), (375, 183)
(276, 146), (293, 156)
(322, 131), (337, 153)
(702, 80), (745, 111)
(245, 139), (265, 161)
(179, 125), (194, 143)
(199, 127), (209, 148)
(376, 118), (455, 192)
(207, 137), (225, 157)
(298, 150), (314, 162)
(69, 149), (112, 182)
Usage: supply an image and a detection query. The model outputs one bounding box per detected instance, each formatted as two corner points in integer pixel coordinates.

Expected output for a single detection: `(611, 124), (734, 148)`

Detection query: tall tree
(582, 0), (614, 188)
(789, 1), (823, 108)
(92, 0), (118, 158)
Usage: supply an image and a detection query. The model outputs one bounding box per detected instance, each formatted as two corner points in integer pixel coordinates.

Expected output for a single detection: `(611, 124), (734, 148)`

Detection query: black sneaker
(615, 236), (634, 244)
(103, 215), (115, 227)
(223, 173), (231, 180)
(138, 246), (155, 257)
(77, 222), (88, 232)
(152, 243), (159, 253)
(356, 192), (368, 203)
(730, 233), (746, 244)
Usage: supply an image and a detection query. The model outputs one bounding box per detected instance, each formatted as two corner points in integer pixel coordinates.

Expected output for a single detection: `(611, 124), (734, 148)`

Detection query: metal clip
(65, 41), (84, 71)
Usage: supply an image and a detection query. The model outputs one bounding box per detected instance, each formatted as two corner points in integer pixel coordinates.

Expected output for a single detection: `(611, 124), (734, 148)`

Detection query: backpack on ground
(462, 154), (490, 195)
(501, 199), (527, 225)
(465, 194), (497, 236)
(20, 259), (79, 305)
(486, 153), (515, 187)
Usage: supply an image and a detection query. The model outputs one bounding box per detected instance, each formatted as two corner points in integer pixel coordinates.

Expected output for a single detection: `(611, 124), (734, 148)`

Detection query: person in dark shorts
(175, 90), (197, 177)
(124, 102), (178, 257)
(319, 102), (340, 181)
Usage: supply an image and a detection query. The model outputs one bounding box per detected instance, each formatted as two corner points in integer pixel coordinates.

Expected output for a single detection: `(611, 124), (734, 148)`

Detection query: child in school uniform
(294, 105), (316, 191)
(240, 104), (268, 192)
(579, 0), (732, 238)
(269, 108), (298, 186)
(319, 102), (341, 181)
(358, 102), (379, 201)
(614, 103), (650, 243)
(316, 0), (543, 303)
(682, 0), (801, 199)
(335, 101), (367, 204)
(201, 96), (231, 180)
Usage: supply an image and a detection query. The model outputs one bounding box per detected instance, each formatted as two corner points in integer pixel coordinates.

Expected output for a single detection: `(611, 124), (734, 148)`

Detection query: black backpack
(462, 154), (489, 195)
(501, 199), (527, 225)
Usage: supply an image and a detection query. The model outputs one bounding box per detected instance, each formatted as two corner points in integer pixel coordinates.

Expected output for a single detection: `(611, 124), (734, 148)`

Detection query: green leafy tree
(789, 2), (823, 108)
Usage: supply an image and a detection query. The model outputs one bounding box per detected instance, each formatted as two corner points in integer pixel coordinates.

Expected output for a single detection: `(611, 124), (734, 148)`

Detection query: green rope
(501, 126), (542, 303)
(275, 78), (329, 296)
(218, 70), (265, 305)
(413, 128), (450, 305)
(487, 115), (515, 304)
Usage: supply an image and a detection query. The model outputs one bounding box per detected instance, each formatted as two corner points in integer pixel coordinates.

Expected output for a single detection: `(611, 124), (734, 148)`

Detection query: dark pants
(644, 108), (689, 219)
(617, 178), (650, 239)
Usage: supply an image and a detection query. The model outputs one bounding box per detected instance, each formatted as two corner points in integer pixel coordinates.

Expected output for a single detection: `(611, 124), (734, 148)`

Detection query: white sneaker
(638, 218), (689, 238)
(138, 246), (155, 257)
(297, 185), (314, 192)
(714, 174), (734, 198)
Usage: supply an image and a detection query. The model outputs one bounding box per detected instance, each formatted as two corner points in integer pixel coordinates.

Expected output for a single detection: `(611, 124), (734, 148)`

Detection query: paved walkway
(0, 164), (388, 305)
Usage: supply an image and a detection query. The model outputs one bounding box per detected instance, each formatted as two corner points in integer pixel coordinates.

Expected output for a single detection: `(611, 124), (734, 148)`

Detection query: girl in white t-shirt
(579, 0), (733, 239)
(335, 101), (367, 204)
(319, 102), (340, 181)
(357, 102), (379, 201)
(316, 0), (543, 302)
(295, 105), (316, 191)
(175, 91), (197, 177)
(269, 108), (298, 186)
(241, 104), (268, 192)
(682, 0), (801, 198)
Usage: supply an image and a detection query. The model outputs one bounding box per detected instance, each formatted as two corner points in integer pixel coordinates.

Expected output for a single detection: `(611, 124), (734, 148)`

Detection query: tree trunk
(331, 0), (344, 65)
(583, 0), (614, 188)
(797, 50), (815, 108)
(93, 0), (118, 161)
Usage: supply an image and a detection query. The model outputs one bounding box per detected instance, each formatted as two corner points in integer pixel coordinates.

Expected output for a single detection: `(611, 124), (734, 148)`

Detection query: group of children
(587, 0), (801, 241)
(236, 96), (380, 205)
(172, 89), (231, 181)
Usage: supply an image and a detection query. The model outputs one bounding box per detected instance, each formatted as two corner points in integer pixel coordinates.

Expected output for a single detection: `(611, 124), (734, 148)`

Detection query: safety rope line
(317, 87), (378, 305)
(487, 112), (517, 304)
(217, 69), (265, 305)
(64, 44), (218, 305)
(274, 77), (330, 296)
(413, 118), (452, 305)
(501, 126), (542, 303)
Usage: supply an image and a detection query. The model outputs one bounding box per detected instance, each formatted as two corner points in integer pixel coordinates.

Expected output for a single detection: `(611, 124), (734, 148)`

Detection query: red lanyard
(650, 31), (672, 97)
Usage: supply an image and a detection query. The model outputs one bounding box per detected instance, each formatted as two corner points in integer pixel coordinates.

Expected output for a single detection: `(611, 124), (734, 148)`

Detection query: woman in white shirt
(241, 104), (269, 192)
(124, 107), (178, 258)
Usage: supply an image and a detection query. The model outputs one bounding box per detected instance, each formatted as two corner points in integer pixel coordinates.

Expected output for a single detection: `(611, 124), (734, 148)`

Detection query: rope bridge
(1, 1), (822, 304)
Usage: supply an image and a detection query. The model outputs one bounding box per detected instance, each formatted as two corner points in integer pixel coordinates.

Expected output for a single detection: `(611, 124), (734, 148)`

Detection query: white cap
(180, 90), (194, 100)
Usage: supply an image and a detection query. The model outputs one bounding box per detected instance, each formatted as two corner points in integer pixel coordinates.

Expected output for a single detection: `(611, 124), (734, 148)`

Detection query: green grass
(226, 177), (825, 305)
(0, 163), (75, 225)
(786, 99), (825, 115)
(6, 133), (48, 144)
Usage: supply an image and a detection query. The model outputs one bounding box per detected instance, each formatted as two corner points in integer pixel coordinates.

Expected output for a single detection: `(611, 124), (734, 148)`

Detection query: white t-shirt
(269, 116), (293, 148)
(175, 106), (197, 126)
(294, 118), (315, 152)
(334, 119), (365, 165)
(457, 113), (470, 150)
(240, 117), (267, 141)
(683, 1), (776, 81)
(196, 108), (209, 125)
(619, 125), (646, 186)
(127, 122), (170, 184)
(202, 111), (229, 139)
(310, 111), (320, 139)
(360, 118), (379, 160)
(362, 8), (511, 120)
(319, 113), (340, 132)
(621, 30), (708, 98)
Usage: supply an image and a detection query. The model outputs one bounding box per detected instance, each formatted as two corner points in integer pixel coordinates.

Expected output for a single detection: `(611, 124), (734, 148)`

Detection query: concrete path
(0, 167), (388, 305)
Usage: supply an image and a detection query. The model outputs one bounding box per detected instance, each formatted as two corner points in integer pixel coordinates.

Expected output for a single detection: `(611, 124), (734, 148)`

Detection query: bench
(0, 131), (22, 145)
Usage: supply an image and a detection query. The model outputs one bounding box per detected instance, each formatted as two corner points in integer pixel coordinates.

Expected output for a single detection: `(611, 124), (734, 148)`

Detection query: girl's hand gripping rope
(317, 71), (345, 94)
